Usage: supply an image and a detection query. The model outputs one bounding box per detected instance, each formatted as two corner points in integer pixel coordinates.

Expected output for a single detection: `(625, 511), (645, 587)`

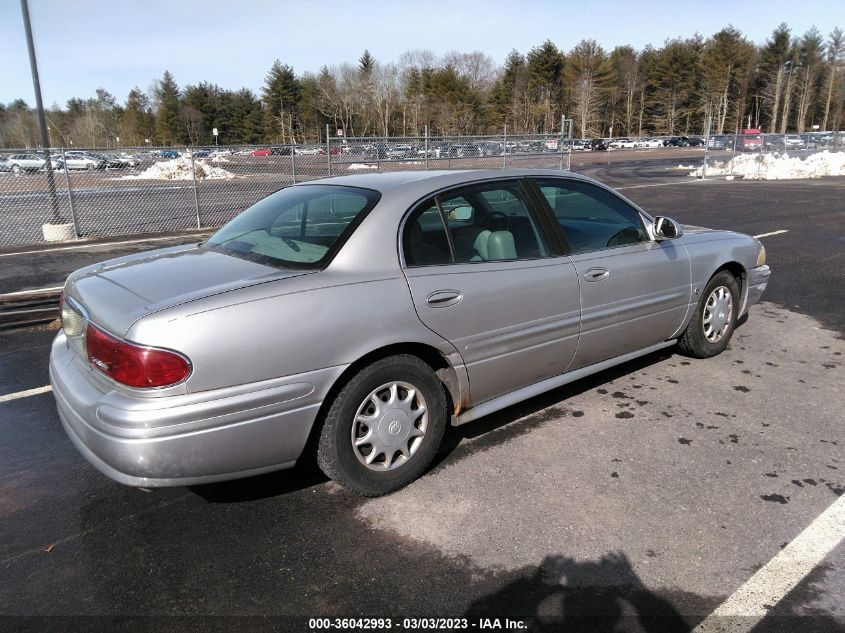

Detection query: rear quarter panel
(126, 272), (460, 395)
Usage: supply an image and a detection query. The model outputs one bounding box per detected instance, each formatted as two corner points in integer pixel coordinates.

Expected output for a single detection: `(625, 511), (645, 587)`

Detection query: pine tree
(822, 28), (844, 131)
(121, 88), (153, 145)
(527, 41), (564, 132)
(154, 71), (181, 145)
(262, 60), (302, 143)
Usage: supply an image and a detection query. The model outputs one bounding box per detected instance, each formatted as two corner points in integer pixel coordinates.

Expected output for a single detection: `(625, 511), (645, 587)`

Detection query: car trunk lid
(64, 243), (312, 337)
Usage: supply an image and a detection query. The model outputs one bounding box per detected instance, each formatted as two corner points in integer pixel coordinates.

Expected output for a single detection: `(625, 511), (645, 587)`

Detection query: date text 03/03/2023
(307, 618), (527, 630)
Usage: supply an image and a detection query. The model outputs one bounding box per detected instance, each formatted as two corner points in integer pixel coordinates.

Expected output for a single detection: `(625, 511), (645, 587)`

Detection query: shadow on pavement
(463, 552), (691, 632)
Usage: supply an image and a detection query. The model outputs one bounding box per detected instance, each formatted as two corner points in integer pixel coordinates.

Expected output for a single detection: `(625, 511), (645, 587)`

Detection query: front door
(532, 178), (691, 369)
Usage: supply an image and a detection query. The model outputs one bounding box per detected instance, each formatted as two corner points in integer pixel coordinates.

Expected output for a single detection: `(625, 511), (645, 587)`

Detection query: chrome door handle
(426, 290), (462, 307)
(584, 267), (609, 282)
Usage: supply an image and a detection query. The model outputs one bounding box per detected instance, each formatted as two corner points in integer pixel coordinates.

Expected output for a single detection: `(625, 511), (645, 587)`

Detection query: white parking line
(0, 385), (52, 403)
(0, 233), (211, 258)
(692, 493), (845, 633)
(0, 286), (63, 298)
(753, 230), (789, 239)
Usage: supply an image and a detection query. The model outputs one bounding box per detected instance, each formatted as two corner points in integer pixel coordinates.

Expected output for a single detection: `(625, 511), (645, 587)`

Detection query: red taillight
(85, 323), (191, 388)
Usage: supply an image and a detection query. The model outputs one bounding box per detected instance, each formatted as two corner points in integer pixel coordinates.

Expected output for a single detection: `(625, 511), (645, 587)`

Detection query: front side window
(205, 184), (380, 268)
(534, 179), (649, 254)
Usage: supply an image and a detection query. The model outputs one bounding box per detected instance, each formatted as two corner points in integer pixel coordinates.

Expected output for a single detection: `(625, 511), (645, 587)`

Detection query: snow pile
(120, 158), (236, 180)
(689, 151), (845, 180)
(347, 163), (377, 171)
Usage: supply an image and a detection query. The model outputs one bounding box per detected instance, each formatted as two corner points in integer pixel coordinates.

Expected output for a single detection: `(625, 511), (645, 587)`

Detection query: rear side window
(534, 179), (648, 254)
(439, 183), (549, 262)
(403, 199), (452, 267)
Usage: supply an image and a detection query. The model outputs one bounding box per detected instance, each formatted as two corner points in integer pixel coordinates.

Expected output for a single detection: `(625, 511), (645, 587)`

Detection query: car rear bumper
(50, 332), (345, 487)
(743, 264), (770, 314)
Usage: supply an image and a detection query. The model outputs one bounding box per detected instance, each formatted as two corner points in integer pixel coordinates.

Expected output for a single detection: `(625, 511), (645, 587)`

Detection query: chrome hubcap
(703, 286), (733, 343)
(351, 381), (427, 471)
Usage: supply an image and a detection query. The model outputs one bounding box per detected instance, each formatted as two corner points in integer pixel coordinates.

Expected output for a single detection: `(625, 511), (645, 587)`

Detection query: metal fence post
(291, 148), (297, 184)
(188, 148), (202, 228)
(567, 119), (573, 171)
(424, 125), (429, 170)
(503, 124), (507, 169)
(701, 113), (712, 179)
(326, 124), (332, 176)
(558, 115), (564, 171)
(60, 148), (80, 236)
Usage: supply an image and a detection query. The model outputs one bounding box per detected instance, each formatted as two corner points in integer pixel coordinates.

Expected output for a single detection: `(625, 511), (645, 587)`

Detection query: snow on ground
(119, 158), (236, 180)
(347, 163), (377, 170)
(689, 150), (845, 180)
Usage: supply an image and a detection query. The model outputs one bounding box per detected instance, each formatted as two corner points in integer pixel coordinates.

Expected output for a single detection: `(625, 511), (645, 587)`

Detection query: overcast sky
(1, 0), (841, 106)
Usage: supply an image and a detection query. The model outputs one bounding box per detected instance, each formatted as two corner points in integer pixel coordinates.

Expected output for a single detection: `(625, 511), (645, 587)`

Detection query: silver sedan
(50, 169), (770, 495)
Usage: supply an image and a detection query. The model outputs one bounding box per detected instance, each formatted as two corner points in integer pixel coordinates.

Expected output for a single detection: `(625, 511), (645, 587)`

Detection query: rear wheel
(678, 270), (740, 358)
(317, 355), (447, 496)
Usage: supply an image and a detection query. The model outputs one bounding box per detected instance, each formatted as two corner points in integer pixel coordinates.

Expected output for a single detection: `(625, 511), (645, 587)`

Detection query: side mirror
(449, 206), (473, 221)
(654, 216), (683, 240)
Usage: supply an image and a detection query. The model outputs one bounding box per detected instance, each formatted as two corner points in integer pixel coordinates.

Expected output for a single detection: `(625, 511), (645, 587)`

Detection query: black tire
(678, 270), (740, 358)
(316, 354), (447, 496)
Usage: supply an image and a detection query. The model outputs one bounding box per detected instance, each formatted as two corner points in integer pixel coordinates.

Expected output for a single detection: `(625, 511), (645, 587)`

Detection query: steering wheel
(478, 210), (512, 231)
(606, 226), (641, 248)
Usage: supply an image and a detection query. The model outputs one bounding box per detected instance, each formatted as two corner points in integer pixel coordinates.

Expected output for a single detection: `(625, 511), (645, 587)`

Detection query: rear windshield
(205, 185), (380, 269)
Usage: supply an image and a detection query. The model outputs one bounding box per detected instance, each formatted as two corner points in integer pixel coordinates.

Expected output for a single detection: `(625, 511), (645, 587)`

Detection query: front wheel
(316, 355), (447, 496)
(678, 271), (740, 358)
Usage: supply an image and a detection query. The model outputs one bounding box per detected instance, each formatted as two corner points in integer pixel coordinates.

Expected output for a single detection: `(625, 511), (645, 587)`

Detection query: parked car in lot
(609, 138), (637, 149)
(52, 168), (770, 495)
(251, 148), (271, 157)
(783, 135), (803, 149)
(63, 151), (106, 170)
(635, 138), (663, 148)
(7, 152), (63, 172)
(587, 138), (608, 151)
(763, 134), (785, 150)
(446, 143), (482, 158)
(478, 142), (503, 156)
(707, 135), (733, 150)
(270, 146), (293, 156)
(0, 156), (12, 172)
(686, 137), (705, 147)
(93, 153), (138, 168)
(662, 136), (690, 147)
(155, 150), (181, 159)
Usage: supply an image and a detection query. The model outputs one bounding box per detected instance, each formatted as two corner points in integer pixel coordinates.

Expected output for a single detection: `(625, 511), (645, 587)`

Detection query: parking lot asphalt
(0, 170), (843, 631)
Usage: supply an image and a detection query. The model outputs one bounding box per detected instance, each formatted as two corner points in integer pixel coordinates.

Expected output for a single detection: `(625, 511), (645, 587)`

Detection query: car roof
(297, 168), (599, 195)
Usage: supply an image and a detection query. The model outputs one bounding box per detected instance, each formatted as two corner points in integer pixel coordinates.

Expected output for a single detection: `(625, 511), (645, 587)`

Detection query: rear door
(401, 180), (581, 405)
(531, 177), (691, 370)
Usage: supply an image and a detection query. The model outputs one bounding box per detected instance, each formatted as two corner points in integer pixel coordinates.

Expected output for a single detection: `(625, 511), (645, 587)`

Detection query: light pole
(20, 0), (63, 226)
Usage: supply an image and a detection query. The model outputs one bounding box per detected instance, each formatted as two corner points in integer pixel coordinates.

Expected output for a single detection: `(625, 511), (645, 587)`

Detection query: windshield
(204, 184), (380, 269)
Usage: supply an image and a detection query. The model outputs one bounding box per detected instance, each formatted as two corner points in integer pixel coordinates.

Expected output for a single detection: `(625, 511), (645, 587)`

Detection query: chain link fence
(1, 130), (843, 249)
